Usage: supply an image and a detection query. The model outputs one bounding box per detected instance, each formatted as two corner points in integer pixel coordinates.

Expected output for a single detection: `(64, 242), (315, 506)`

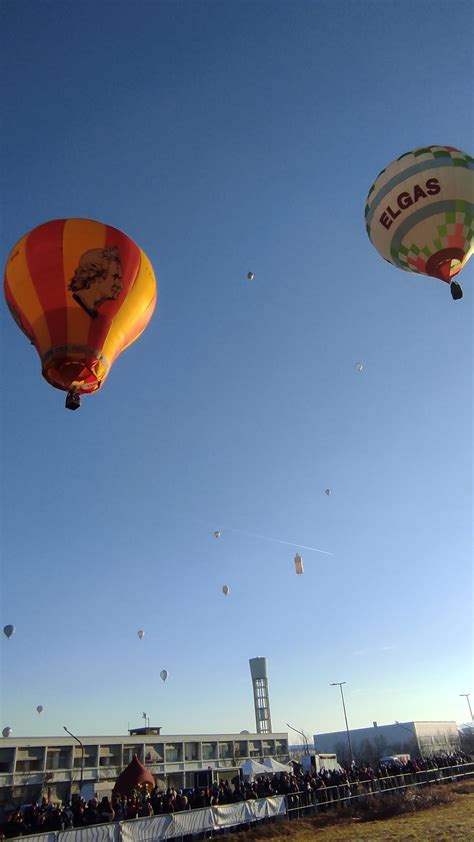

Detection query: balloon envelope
(137, 630), (145, 639)
(365, 146), (474, 287)
(325, 489), (331, 496)
(222, 585), (230, 595)
(2, 728), (12, 738)
(247, 271), (254, 280)
(213, 531), (221, 539)
(4, 218), (157, 400)
(160, 670), (168, 682)
(355, 362), (363, 372)
(36, 706), (43, 714)
(3, 625), (15, 639)
(294, 553), (304, 575)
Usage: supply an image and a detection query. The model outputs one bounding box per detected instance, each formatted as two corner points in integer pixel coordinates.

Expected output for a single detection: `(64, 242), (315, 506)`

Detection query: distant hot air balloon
(294, 553), (304, 575)
(36, 705), (43, 714)
(247, 271), (255, 280)
(2, 727), (12, 738)
(160, 670), (168, 682)
(355, 362), (364, 372)
(325, 489), (331, 496)
(222, 585), (230, 596)
(4, 218), (157, 409)
(213, 531), (221, 539)
(137, 630), (145, 640)
(365, 145), (474, 300)
(3, 625), (15, 639)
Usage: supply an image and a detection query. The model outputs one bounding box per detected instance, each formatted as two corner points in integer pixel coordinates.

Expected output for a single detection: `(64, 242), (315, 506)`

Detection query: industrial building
(0, 729), (290, 806)
(314, 720), (460, 764)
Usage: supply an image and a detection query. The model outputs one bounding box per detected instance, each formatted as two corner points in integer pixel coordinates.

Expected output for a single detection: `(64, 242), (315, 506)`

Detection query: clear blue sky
(1, 0), (472, 741)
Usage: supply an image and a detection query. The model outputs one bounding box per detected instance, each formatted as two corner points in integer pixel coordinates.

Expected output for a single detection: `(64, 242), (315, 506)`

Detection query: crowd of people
(0, 750), (471, 838)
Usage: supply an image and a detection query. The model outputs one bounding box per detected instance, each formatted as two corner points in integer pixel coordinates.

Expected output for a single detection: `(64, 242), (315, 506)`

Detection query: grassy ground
(228, 780), (474, 842)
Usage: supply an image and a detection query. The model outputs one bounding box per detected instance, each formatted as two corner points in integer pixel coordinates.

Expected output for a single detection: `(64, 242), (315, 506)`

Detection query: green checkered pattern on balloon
(393, 209), (474, 272)
(407, 147), (473, 166)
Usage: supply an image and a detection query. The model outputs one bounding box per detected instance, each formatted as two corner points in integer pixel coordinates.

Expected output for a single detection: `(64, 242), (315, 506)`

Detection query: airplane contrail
(221, 526), (333, 556)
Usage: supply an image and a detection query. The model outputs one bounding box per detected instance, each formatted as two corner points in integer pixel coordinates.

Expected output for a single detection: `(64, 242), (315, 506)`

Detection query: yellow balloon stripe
(102, 247), (157, 365)
(5, 235), (51, 354)
(63, 218), (107, 348)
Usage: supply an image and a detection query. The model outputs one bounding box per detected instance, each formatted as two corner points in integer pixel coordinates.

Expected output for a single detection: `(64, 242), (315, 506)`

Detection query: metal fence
(8, 761), (474, 842)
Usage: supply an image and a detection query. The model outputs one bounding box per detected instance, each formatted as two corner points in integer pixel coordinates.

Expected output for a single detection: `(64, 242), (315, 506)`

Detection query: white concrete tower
(249, 656), (273, 734)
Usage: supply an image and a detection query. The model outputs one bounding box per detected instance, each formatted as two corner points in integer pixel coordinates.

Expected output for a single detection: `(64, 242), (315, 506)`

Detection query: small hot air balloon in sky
(36, 705), (43, 714)
(325, 489), (331, 496)
(355, 362), (364, 372)
(247, 271), (254, 280)
(137, 630), (145, 640)
(213, 530), (221, 539)
(2, 727), (12, 738)
(3, 625), (15, 639)
(222, 584), (230, 596)
(365, 145), (474, 300)
(294, 553), (304, 575)
(4, 218), (157, 409)
(160, 670), (168, 682)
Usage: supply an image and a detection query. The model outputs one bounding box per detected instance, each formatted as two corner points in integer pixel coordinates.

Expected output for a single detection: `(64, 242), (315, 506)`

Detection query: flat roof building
(0, 730), (290, 807)
(314, 721), (460, 766)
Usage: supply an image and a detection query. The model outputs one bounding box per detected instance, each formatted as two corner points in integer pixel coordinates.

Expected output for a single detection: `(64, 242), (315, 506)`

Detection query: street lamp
(330, 682), (354, 764)
(286, 723), (310, 755)
(64, 726), (85, 795)
(460, 694), (473, 720)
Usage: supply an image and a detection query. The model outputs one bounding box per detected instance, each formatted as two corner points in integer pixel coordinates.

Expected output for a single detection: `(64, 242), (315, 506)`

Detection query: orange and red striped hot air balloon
(4, 218), (157, 409)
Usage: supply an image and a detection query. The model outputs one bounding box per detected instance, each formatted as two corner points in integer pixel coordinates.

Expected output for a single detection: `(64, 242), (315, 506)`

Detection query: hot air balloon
(222, 585), (230, 596)
(355, 362), (364, 372)
(4, 218), (157, 409)
(137, 630), (145, 640)
(160, 670), (168, 682)
(3, 625), (15, 639)
(294, 553), (304, 575)
(325, 489), (331, 496)
(2, 727), (12, 738)
(36, 705), (43, 714)
(247, 271), (254, 280)
(213, 531), (221, 539)
(365, 146), (474, 300)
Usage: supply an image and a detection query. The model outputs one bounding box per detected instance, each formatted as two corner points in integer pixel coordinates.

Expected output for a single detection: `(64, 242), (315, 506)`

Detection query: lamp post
(330, 682), (354, 764)
(63, 726), (85, 795)
(286, 723), (310, 755)
(460, 694), (473, 720)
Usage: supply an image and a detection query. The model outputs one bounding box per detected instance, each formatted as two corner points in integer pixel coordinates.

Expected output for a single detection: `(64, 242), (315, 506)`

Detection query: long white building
(0, 728), (289, 806)
(314, 720), (460, 764)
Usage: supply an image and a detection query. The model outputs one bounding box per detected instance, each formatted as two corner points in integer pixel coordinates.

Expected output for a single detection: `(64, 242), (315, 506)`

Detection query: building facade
(0, 730), (289, 807)
(314, 721), (460, 765)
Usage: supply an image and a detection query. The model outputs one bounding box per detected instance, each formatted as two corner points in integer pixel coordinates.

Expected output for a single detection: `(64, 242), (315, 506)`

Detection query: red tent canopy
(113, 754), (155, 797)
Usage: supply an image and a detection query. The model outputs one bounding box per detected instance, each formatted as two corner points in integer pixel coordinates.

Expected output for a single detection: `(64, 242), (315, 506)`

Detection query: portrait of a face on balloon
(4, 218), (157, 409)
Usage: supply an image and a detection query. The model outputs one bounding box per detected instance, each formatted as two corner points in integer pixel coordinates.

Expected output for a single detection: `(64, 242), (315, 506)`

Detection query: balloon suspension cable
(65, 390), (81, 411)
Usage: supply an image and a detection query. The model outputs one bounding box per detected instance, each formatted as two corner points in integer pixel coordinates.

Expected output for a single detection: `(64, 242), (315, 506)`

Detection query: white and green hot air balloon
(365, 145), (474, 300)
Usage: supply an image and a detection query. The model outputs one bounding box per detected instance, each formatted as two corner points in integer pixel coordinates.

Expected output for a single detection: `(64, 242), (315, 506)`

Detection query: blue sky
(1, 0), (472, 741)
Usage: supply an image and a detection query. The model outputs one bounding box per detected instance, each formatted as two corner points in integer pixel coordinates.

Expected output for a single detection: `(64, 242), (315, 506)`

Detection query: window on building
(144, 744), (164, 764)
(122, 745), (143, 765)
(0, 748), (15, 773)
(165, 743), (183, 763)
(233, 741), (248, 758)
(15, 747), (45, 773)
(46, 747), (72, 770)
(218, 742), (233, 759)
(99, 745), (122, 767)
(184, 742), (199, 761)
(73, 746), (98, 769)
(202, 742), (217, 761)
(248, 740), (262, 758)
